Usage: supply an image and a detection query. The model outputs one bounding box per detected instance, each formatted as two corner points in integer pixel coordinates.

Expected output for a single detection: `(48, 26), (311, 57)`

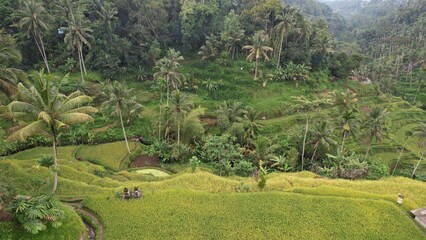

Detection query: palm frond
(59, 95), (93, 113)
(59, 112), (93, 125)
(8, 120), (47, 141)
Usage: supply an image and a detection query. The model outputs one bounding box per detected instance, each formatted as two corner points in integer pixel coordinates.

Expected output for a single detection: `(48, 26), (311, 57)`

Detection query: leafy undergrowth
(83, 190), (424, 240)
(0, 204), (83, 240)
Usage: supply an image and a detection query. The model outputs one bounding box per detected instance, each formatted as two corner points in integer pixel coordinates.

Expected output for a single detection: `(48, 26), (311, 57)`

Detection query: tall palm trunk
(391, 148), (404, 176)
(51, 128), (58, 194)
(177, 119), (180, 146)
(80, 44), (87, 75)
(159, 94), (162, 141)
(276, 30), (284, 69)
(301, 116), (310, 171)
(166, 77), (170, 106)
(32, 31), (50, 73)
(254, 58), (259, 80)
(365, 138), (372, 160)
(38, 32), (50, 74)
(310, 146), (318, 170)
(412, 153), (424, 178)
(77, 42), (84, 82)
(119, 110), (131, 153)
(340, 131), (347, 152)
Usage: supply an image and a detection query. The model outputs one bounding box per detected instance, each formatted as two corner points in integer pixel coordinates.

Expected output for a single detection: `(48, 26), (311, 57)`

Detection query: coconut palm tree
(308, 121), (337, 169)
(168, 90), (191, 145)
(63, 13), (93, 82)
(153, 49), (185, 105)
(243, 108), (263, 144)
(4, 71), (97, 194)
(95, 2), (118, 44)
(216, 101), (247, 127)
(0, 31), (26, 96)
(18, 0), (51, 73)
(362, 107), (389, 160)
(250, 136), (278, 165)
(273, 7), (296, 69)
(339, 110), (359, 152)
(243, 30), (273, 80)
(198, 34), (221, 61)
(101, 81), (142, 153)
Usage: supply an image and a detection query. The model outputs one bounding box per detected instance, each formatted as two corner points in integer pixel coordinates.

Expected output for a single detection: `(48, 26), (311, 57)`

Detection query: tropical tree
(250, 136), (279, 165)
(95, 1), (118, 44)
(63, 13), (93, 82)
(101, 81), (142, 153)
(167, 90), (191, 145)
(216, 101), (247, 129)
(0, 31), (26, 97)
(243, 108), (263, 144)
(18, 0), (51, 73)
(198, 34), (221, 61)
(312, 29), (335, 69)
(308, 121), (337, 169)
(221, 10), (245, 60)
(4, 71), (97, 194)
(153, 49), (185, 105)
(273, 7), (296, 69)
(243, 30), (273, 80)
(362, 107), (389, 160)
(339, 110), (359, 152)
(334, 90), (358, 112)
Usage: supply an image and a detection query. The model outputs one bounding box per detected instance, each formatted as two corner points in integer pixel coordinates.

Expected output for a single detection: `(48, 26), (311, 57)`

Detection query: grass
(74, 141), (137, 171)
(83, 190), (425, 240)
(135, 169), (170, 177)
(7, 146), (77, 161)
(2, 155), (426, 239)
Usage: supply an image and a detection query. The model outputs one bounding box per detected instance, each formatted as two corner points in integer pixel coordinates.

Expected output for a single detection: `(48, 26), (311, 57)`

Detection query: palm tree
(243, 108), (263, 145)
(339, 110), (359, 152)
(0, 31), (26, 96)
(95, 2), (118, 44)
(101, 81), (142, 153)
(198, 34), (220, 61)
(250, 136), (278, 165)
(168, 90), (191, 145)
(63, 13), (93, 82)
(243, 30), (273, 80)
(362, 107), (389, 160)
(153, 49), (185, 105)
(18, 0), (51, 73)
(224, 28), (245, 60)
(216, 101), (247, 126)
(308, 121), (337, 169)
(313, 29), (334, 68)
(273, 7), (296, 69)
(4, 71), (97, 194)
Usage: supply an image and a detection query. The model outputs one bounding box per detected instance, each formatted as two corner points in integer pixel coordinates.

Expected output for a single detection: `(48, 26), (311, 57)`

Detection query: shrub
(367, 158), (389, 180)
(234, 181), (250, 193)
(148, 140), (173, 163)
(258, 173), (267, 190)
(199, 134), (243, 163)
(38, 155), (54, 167)
(233, 160), (254, 177)
(8, 195), (64, 235)
(189, 156), (201, 173)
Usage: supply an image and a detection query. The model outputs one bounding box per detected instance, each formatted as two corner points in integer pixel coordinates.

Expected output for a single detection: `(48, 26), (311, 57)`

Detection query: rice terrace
(0, 0), (425, 239)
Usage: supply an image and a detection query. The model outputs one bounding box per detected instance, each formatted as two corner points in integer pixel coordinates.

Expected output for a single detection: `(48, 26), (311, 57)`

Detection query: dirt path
(65, 202), (104, 240)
